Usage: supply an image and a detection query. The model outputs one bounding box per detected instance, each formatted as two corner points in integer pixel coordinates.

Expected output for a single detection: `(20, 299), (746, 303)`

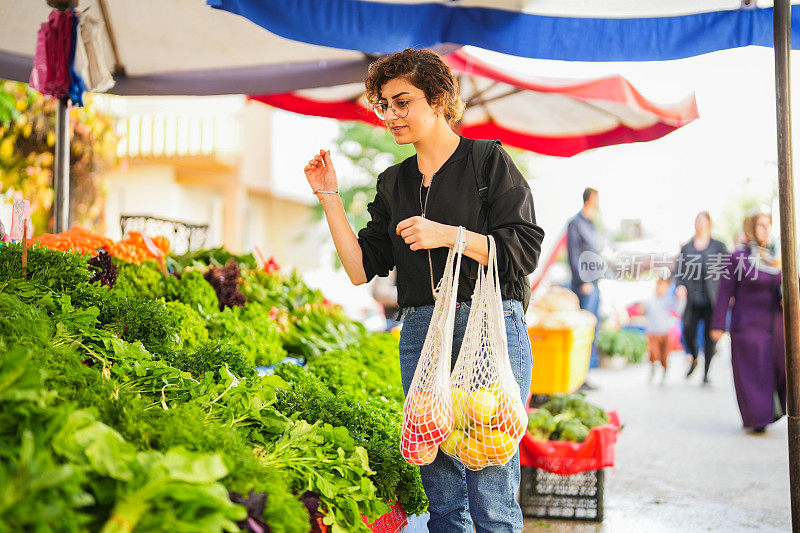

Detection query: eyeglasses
(372, 97), (427, 121)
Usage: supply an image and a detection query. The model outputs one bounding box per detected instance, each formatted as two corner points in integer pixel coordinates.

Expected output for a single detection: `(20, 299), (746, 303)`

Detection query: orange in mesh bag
(443, 236), (527, 470)
(401, 227), (468, 466)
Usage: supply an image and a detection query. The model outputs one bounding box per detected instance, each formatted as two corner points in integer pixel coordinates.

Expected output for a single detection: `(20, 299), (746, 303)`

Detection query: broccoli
(542, 393), (609, 430)
(536, 393), (610, 441)
(580, 404), (609, 429)
(542, 393), (569, 415)
(527, 408), (557, 440)
(556, 418), (590, 443)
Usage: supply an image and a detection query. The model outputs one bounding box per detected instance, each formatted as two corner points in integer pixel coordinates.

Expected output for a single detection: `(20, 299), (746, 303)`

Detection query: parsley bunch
(165, 269), (219, 314)
(164, 300), (209, 352)
(206, 304), (287, 366)
(0, 243), (93, 293)
(274, 364), (427, 516)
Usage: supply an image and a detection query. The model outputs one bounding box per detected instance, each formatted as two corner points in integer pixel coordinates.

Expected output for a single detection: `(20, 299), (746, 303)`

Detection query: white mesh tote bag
(442, 235), (527, 470)
(400, 227), (468, 466)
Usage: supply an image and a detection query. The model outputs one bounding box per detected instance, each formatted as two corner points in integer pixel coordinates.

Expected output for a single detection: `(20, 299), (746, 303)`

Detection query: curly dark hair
(364, 48), (465, 126)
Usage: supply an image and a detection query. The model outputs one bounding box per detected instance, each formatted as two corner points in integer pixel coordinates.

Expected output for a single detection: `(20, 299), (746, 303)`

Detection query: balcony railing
(91, 94), (243, 159)
(115, 113), (240, 158)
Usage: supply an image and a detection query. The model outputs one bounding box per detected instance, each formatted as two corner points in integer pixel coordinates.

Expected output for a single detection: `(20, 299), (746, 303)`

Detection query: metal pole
(47, 0), (76, 233)
(53, 96), (69, 233)
(773, 1), (800, 530)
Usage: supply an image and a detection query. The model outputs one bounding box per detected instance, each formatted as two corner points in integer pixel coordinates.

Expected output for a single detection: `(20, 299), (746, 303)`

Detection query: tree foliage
(0, 80), (118, 233)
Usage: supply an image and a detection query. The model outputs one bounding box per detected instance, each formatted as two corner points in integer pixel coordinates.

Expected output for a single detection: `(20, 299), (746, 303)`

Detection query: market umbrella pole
(53, 95), (69, 232)
(47, 0), (75, 233)
(773, 1), (800, 530)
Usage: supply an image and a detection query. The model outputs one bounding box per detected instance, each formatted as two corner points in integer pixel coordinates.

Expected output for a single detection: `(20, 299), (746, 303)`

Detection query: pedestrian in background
(710, 211), (786, 433)
(567, 188), (602, 381)
(674, 211), (727, 384)
(645, 273), (681, 385)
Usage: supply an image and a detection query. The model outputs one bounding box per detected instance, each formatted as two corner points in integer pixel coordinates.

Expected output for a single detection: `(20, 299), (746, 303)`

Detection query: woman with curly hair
(304, 48), (544, 532)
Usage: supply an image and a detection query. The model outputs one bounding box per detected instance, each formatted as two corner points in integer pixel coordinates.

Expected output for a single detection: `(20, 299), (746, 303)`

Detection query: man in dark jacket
(674, 211), (728, 384)
(567, 188), (602, 370)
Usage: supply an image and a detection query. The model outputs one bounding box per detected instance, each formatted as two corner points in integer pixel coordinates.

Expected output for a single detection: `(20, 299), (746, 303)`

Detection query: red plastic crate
(317, 501), (407, 533)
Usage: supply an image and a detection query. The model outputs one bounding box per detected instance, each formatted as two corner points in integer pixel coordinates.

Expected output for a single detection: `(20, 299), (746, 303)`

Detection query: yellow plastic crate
(527, 323), (595, 395)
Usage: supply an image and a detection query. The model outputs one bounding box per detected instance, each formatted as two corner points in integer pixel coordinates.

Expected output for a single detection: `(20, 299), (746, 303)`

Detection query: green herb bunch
(206, 304), (287, 367)
(0, 243), (93, 293)
(274, 364), (427, 516)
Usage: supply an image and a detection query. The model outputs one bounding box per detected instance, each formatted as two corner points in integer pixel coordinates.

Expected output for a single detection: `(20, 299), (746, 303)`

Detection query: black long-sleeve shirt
(357, 136), (545, 309)
(674, 238), (728, 306)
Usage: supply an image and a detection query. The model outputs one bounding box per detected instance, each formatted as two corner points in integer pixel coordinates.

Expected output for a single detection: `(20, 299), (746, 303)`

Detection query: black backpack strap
(471, 139), (498, 208)
(471, 138), (532, 312)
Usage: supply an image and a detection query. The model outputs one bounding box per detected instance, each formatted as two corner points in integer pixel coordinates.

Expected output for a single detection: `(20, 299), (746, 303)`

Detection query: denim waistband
(400, 299), (521, 321)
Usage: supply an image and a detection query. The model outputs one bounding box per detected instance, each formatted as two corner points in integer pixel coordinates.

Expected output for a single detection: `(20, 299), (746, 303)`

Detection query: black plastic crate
(519, 466), (604, 522)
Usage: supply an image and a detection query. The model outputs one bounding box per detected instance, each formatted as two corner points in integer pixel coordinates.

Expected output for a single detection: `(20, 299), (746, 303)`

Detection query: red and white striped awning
(250, 49), (698, 157)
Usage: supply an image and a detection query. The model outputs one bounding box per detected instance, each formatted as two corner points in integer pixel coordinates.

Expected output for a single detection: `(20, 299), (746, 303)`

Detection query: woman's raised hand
(304, 149), (338, 193)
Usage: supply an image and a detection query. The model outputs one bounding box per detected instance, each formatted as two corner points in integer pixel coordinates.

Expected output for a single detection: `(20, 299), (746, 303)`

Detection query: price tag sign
(10, 199), (31, 241)
(140, 233), (168, 276)
(140, 233), (162, 258)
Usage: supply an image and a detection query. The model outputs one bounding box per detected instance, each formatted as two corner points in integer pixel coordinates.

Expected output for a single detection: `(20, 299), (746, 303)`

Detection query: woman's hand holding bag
(442, 236), (528, 470)
(400, 227), (468, 465)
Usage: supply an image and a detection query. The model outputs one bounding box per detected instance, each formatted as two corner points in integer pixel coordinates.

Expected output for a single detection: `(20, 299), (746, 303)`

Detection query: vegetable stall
(0, 231), (424, 533)
(1, 227), (621, 530)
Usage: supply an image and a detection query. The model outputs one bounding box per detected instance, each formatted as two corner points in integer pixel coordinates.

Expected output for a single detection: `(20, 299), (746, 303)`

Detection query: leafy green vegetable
(0, 347), (94, 532)
(274, 364), (426, 516)
(255, 419), (387, 532)
(0, 243), (94, 293)
(280, 302), (366, 361)
(206, 305), (287, 366)
(162, 340), (255, 381)
(0, 247), (430, 530)
(100, 447), (245, 533)
(0, 345), (246, 533)
(242, 269), (324, 311)
(0, 292), (52, 347)
(98, 295), (181, 357)
(598, 327), (647, 364)
(169, 247), (257, 275)
(165, 269), (219, 314)
(306, 333), (404, 403)
(112, 259), (168, 301)
(164, 300), (209, 352)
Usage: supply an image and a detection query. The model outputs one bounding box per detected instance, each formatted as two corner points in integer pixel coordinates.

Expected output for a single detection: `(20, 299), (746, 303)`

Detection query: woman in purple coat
(710, 212), (787, 433)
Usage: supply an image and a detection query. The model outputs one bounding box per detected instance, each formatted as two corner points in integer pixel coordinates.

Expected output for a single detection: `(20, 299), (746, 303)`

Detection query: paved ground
(522, 335), (792, 533)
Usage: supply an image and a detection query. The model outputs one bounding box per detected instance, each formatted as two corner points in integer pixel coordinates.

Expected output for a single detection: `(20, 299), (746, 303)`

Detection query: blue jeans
(571, 280), (600, 368)
(399, 299), (533, 533)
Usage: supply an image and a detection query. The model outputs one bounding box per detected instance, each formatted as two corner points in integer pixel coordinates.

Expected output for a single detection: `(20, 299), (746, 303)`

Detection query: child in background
(645, 274), (680, 384)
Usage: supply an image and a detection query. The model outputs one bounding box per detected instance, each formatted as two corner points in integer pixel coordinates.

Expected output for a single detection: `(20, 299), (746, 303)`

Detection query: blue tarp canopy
(209, 0), (800, 62)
